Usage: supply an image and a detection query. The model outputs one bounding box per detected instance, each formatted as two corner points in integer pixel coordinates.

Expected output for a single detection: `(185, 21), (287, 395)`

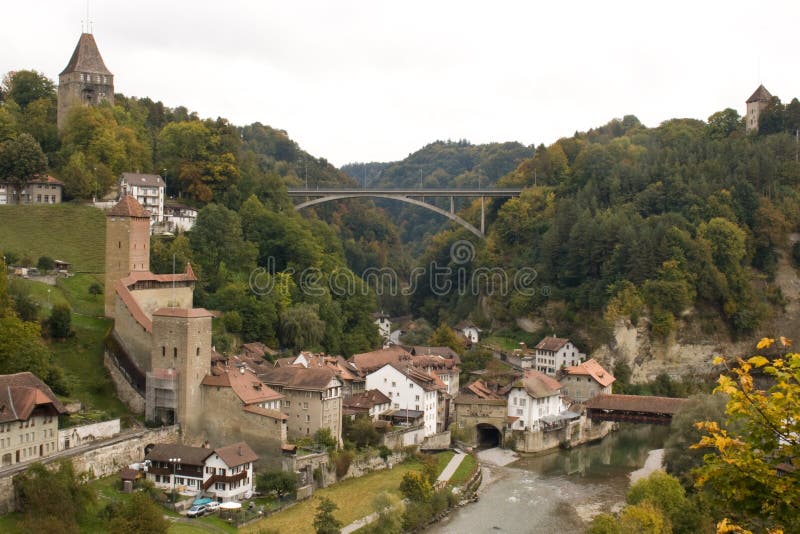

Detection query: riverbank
(431, 425), (671, 533)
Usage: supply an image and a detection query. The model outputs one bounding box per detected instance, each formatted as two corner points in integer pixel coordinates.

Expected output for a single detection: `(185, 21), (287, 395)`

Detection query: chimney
(238, 445), (242, 456)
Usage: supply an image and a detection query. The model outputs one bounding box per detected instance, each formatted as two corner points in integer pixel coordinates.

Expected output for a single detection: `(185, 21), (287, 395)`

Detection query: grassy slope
(0, 204), (105, 272)
(14, 275), (131, 423)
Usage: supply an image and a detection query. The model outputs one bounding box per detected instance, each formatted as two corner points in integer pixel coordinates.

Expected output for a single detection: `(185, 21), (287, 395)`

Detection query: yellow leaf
(713, 356), (725, 365)
(748, 356), (769, 367)
(779, 336), (792, 348)
(757, 338), (775, 349)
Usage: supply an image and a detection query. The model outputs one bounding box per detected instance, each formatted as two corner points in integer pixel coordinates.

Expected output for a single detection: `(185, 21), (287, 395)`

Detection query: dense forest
(3, 68), (800, 353)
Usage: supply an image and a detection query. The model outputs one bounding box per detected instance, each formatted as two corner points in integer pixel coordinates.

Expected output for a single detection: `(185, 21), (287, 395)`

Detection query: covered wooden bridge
(585, 394), (687, 425)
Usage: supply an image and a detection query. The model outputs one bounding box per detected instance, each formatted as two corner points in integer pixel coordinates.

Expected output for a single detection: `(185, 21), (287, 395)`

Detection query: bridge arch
(475, 423), (502, 448)
(294, 194), (484, 239)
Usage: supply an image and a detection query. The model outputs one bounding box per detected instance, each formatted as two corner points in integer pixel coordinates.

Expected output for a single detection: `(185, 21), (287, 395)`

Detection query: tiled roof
(115, 281), (152, 332)
(563, 358), (615, 387)
(28, 175), (64, 185)
(404, 345), (461, 361)
(349, 347), (413, 374)
(108, 195), (149, 218)
(746, 84), (772, 104)
(60, 33), (112, 76)
(145, 443), (213, 466)
(121, 173), (165, 188)
(534, 336), (570, 352)
(585, 394), (687, 414)
(511, 370), (562, 399)
(214, 442), (259, 467)
(0, 372), (66, 423)
(259, 366), (340, 391)
(201, 365), (283, 405)
(343, 389), (391, 410)
(241, 342), (277, 359)
(464, 379), (505, 400)
(117, 266), (198, 287)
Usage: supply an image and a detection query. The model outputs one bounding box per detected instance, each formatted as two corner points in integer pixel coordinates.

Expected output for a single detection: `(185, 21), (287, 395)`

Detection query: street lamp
(169, 457), (181, 504)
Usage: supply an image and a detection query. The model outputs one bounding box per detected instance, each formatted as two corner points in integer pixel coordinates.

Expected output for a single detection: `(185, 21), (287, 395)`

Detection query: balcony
(202, 470), (248, 491)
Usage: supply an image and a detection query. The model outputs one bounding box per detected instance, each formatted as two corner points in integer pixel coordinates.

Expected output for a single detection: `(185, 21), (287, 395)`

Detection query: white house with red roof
(507, 370), (564, 431)
(365, 363), (442, 436)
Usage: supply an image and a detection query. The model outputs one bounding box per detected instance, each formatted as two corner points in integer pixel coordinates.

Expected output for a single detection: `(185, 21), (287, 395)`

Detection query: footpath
(340, 452), (468, 533)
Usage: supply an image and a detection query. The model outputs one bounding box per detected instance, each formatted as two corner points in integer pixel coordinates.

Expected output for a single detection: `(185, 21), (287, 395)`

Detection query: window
(519, 398), (526, 407)
(415, 395), (420, 401)
(196, 347), (200, 356)
(391, 381), (396, 387)
(36, 195), (41, 202)
(305, 415), (310, 422)
(215, 482), (225, 490)
(173, 347), (177, 358)
(162, 346), (165, 357)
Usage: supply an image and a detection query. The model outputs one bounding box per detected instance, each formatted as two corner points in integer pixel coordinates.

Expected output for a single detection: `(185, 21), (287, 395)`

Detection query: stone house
(120, 173), (165, 225)
(144, 441), (257, 501)
(0, 372), (65, 466)
(200, 364), (287, 468)
(372, 311), (391, 340)
(0, 176), (63, 205)
(452, 380), (508, 447)
(533, 336), (585, 376)
(257, 366), (343, 444)
(507, 370), (564, 431)
(559, 358), (615, 402)
(163, 202), (197, 232)
(57, 32), (114, 130)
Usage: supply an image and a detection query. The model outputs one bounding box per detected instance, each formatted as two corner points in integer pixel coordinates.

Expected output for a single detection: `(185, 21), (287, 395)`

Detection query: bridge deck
(287, 188), (521, 197)
(585, 394), (687, 415)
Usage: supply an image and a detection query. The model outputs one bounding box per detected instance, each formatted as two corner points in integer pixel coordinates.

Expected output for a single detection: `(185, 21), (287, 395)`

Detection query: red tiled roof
(115, 281), (152, 332)
(214, 442), (259, 467)
(464, 379), (505, 400)
(259, 366), (341, 391)
(535, 337), (570, 352)
(118, 266), (198, 287)
(0, 372), (66, 423)
(108, 195), (149, 218)
(349, 347), (413, 374)
(201, 365), (283, 405)
(28, 175), (63, 185)
(343, 389), (391, 410)
(511, 370), (562, 399)
(564, 358), (615, 387)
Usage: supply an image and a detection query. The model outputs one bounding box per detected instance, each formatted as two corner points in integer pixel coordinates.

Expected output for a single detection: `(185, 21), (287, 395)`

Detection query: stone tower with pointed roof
(57, 33), (114, 131)
(746, 84), (772, 133)
(105, 194), (151, 317)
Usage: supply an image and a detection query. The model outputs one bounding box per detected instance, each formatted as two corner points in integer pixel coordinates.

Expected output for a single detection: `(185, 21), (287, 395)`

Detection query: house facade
(0, 373), (65, 466)
(746, 84), (772, 133)
(0, 176), (64, 205)
(144, 442), (257, 501)
(559, 358), (615, 402)
(257, 366), (343, 443)
(533, 337), (585, 376)
(507, 370), (563, 431)
(365, 364), (440, 436)
(163, 203), (197, 232)
(342, 389), (391, 421)
(456, 321), (481, 344)
(372, 312), (391, 340)
(120, 173), (166, 224)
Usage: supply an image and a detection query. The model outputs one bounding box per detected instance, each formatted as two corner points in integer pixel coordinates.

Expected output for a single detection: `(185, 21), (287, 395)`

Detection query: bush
(333, 450), (354, 478)
(37, 256), (55, 272)
(257, 470), (298, 496)
(399, 471), (433, 503)
(223, 310), (243, 333)
(88, 282), (102, 295)
(46, 303), (72, 338)
(378, 445), (391, 461)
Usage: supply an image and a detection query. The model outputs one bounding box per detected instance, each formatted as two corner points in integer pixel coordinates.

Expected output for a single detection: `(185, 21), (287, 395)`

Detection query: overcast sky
(1, 1), (798, 166)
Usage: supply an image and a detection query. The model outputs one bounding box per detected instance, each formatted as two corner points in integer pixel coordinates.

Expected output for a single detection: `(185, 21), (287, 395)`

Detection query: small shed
(54, 260), (71, 271)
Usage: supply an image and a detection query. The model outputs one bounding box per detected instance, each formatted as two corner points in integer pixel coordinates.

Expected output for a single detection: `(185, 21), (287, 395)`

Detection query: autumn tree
(693, 338), (800, 533)
(107, 492), (169, 534)
(0, 133), (47, 202)
(427, 322), (465, 354)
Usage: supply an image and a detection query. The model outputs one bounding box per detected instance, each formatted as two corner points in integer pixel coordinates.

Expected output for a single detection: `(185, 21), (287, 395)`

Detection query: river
(431, 424), (671, 534)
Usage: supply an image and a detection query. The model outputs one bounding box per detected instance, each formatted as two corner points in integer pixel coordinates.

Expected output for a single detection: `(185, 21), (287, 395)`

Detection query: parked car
(186, 504), (207, 518)
(205, 501), (220, 513)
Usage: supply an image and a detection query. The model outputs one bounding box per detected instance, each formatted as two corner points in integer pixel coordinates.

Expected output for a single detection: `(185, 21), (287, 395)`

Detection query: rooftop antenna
(86, 0), (91, 33)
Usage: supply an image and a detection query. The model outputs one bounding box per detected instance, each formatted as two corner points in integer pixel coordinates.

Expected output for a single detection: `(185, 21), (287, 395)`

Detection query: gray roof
(121, 173), (166, 188)
(60, 33), (112, 76)
(746, 84), (772, 103)
(145, 443), (213, 466)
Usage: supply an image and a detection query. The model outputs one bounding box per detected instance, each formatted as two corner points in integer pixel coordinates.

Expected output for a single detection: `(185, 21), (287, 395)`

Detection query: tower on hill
(104, 195), (151, 317)
(746, 84), (772, 133)
(57, 33), (114, 131)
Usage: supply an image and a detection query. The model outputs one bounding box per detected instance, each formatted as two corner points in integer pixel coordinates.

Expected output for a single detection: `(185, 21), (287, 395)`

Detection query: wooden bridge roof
(585, 394), (687, 415)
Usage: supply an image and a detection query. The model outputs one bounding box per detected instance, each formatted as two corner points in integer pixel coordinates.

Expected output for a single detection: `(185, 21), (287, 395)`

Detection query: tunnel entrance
(476, 423), (501, 449)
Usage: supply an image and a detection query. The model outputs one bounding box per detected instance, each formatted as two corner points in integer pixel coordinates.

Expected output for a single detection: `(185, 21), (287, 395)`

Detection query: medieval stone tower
(746, 84), (772, 133)
(104, 195), (151, 318)
(57, 33), (114, 131)
(149, 309), (213, 439)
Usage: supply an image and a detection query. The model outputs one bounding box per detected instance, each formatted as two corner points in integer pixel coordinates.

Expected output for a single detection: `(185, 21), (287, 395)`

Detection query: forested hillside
(341, 141), (534, 246)
(410, 108), (800, 348)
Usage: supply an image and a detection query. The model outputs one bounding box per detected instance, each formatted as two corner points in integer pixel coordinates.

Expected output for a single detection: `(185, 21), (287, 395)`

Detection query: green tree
(707, 108), (741, 139)
(46, 303), (72, 339)
(37, 256), (54, 272)
(343, 415), (380, 449)
(399, 470), (434, 503)
(14, 461), (94, 534)
(279, 303), (325, 351)
(3, 70), (55, 109)
(0, 133), (47, 203)
(256, 470), (298, 497)
(362, 491), (403, 534)
(313, 497), (342, 534)
(693, 338), (800, 532)
(107, 492), (169, 534)
(618, 502), (670, 534)
(427, 322), (465, 354)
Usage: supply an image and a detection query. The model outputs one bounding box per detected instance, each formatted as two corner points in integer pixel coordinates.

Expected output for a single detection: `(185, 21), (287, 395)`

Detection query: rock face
(590, 249), (800, 382)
